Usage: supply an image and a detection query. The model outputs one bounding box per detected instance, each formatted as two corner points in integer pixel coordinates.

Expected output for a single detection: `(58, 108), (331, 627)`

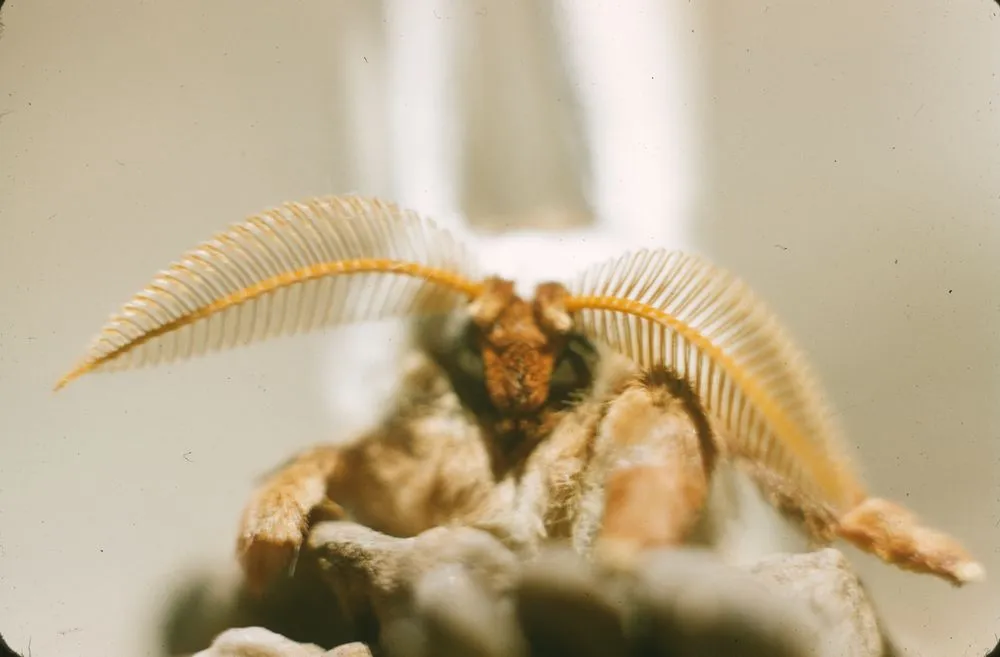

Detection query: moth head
(463, 278), (577, 415)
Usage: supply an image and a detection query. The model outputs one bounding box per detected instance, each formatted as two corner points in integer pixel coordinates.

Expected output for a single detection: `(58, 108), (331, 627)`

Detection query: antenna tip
(53, 364), (88, 392)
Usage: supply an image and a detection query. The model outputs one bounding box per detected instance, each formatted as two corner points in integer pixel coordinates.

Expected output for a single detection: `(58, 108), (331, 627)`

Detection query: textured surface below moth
(172, 532), (902, 657)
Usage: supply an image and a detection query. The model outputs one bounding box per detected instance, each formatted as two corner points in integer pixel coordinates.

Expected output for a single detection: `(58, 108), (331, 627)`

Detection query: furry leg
(836, 497), (984, 586)
(592, 369), (716, 560)
(237, 445), (346, 596)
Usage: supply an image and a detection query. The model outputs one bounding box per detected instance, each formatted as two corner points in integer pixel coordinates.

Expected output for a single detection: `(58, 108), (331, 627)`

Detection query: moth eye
(551, 335), (597, 389)
(550, 357), (577, 388)
(454, 342), (485, 381)
(451, 325), (486, 381)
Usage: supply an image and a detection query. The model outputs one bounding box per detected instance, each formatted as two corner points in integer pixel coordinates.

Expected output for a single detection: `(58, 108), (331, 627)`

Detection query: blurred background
(0, 1), (998, 656)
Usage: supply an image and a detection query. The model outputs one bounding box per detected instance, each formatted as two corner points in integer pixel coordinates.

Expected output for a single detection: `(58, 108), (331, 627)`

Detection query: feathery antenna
(55, 195), (483, 391)
(562, 248), (867, 514)
(564, 248), (985, 586)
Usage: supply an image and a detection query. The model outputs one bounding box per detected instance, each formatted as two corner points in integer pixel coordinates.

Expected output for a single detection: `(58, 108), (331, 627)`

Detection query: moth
(56, 195), (984, 599)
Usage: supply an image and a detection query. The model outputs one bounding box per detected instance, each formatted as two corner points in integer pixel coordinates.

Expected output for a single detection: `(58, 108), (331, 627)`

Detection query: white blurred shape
(383, 0), (461, 221)
(318, 1), (708, 458)
(551, 0), (704, 246)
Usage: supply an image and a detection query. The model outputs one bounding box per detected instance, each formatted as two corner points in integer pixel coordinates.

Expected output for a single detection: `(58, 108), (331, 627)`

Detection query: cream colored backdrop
(0, 1), (996, 657)
(696, 4), (1000, 655)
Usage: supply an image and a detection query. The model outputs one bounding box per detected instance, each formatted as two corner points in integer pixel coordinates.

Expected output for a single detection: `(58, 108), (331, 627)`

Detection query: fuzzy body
(237, 329), (716, 594)
(340, 346), (709, 552)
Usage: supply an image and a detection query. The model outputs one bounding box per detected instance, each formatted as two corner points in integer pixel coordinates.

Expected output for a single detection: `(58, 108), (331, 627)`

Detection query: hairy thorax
(331, 342), (647, 557)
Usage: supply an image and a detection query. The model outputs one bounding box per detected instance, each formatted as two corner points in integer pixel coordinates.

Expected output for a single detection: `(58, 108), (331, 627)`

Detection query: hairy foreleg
(835, 497), (984, 585)
(237, 398), (494, 596)
(738, 451), (984, 586)
(237, 444), (347, 596)
(588, 369), (717, 559)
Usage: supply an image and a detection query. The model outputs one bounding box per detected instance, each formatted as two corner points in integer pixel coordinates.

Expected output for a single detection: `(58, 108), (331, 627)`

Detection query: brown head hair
(467, 278), (576, 415)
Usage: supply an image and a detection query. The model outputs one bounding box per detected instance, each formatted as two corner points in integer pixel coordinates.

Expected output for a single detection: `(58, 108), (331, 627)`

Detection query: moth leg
(237, 402), (493, 597)
(236, 444), (347, 597)
(739, 454), (984, 585)
(835, 497), (984, 585)
(593, 368), (717, 559)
